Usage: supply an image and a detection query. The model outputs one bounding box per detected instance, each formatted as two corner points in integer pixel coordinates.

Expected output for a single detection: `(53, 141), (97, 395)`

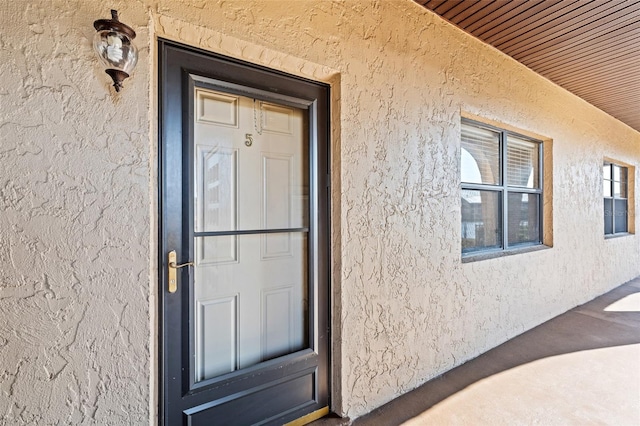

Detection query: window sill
(462, 244), (551, 263)
(605, 232), (634, 240)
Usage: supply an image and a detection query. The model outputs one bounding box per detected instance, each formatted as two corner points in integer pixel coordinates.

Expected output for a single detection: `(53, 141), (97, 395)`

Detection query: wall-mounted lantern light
(93, 10), (138, 92)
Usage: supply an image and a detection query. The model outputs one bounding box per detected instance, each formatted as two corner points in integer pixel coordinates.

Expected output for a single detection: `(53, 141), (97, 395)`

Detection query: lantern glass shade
(93, 10), (138, 92)
(93, 30), (138, 75)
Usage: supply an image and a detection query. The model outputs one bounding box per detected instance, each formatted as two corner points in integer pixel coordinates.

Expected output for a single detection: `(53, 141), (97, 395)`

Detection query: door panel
(196, 294), (238, 379)
(194, 88), (308, 381)
(194, 232), (308, 380)
(185, 368), (317, 425)
(195, 145), (238, 263)
(159, 40), (329, 426)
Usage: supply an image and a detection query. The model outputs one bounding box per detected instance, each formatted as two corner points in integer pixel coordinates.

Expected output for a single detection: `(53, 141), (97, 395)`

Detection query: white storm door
(192, 88), (309, 381)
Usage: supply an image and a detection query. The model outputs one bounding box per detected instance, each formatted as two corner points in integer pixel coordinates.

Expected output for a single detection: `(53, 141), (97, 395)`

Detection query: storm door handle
(167, 250), (194, 293)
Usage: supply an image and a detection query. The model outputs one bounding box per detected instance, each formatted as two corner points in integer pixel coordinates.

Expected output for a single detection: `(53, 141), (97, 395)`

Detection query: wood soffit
(416, 0), (640, 132)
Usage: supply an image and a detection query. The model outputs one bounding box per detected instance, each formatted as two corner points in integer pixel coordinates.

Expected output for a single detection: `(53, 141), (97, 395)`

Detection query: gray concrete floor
(315, 278), (640, 426)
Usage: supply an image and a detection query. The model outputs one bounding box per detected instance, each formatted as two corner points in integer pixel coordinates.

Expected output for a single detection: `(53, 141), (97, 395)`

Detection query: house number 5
(245, 133), (253, 147)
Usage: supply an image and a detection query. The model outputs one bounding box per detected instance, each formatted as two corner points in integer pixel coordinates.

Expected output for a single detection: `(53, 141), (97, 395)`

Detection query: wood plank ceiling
(416, 0), (640, 132)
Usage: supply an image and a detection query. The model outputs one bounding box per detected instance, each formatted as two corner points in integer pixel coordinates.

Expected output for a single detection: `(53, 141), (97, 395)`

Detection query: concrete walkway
(320, 278), (640, 426)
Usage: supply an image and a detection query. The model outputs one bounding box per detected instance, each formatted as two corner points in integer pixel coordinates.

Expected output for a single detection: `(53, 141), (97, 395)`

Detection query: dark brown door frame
(158, 39), (330, 425)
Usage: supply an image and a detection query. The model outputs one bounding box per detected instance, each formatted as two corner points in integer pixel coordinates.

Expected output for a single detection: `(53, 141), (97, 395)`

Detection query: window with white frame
(603, 162), (628, 235)
(461, 119), (543, 255)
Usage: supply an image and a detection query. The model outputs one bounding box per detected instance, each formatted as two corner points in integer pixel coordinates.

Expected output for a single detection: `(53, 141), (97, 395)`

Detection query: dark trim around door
(158, 39), (331, 425)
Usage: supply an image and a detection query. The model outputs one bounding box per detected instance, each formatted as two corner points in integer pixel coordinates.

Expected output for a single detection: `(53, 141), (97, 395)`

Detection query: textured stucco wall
(0, 1), (152, 424)
(1, 0), (639, 423)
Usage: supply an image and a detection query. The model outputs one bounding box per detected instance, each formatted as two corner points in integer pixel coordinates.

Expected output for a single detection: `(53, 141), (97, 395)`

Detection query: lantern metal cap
(105, 69), (129, 92)
(93, 9), (136, 39)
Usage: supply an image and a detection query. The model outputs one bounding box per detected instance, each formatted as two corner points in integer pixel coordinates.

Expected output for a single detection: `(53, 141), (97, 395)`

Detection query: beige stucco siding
(1, 0), (638, 423)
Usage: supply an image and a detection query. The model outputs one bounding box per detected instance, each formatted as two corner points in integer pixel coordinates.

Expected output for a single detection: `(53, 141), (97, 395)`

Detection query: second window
(603, 162), (628, 235)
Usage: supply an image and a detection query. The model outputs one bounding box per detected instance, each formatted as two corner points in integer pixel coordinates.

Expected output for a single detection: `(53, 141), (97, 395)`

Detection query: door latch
(167, 250), (194, 293)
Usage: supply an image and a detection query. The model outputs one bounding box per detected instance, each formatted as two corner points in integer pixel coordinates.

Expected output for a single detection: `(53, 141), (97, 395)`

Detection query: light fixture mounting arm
(93, 10), (136, 39)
